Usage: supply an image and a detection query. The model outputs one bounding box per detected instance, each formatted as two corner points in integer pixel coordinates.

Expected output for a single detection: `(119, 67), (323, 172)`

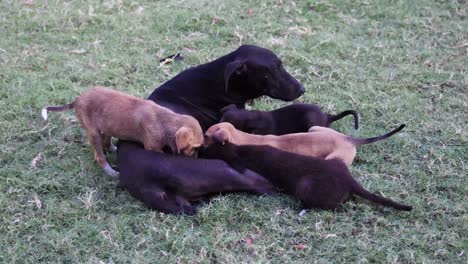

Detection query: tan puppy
(42, 86), (203, 177)
(204, 122), (405, 166)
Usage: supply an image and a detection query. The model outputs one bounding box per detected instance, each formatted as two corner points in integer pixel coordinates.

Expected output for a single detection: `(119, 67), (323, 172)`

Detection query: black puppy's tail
(328, 110), (359, 129)
(349, 124), (405, 146)
(220, 104), (239, 113)
(351, 180), (412, 211)
(41, 102), (75, 120)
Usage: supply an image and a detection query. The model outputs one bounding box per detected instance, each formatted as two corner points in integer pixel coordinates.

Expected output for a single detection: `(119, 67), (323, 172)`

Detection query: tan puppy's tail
(41, 102), (75, 120)
(349, 124), (405, 146)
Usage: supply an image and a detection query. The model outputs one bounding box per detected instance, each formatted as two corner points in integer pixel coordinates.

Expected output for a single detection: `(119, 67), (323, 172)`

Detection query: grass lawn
(0, 0), (466, 262)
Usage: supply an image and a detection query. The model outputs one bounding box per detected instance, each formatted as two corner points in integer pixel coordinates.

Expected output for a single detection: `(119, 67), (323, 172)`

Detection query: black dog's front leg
(226, 160), (248, 174)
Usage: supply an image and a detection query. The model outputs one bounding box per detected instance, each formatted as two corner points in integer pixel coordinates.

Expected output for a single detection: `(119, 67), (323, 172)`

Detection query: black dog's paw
(181, 205), (198, 216)
(111, 165), (119, 172)
(115, 182), (125, 190)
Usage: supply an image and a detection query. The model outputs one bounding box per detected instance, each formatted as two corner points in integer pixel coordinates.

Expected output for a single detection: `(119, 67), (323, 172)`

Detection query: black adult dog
(117, 45), (304, 213)
(147, 45), (305, 131)
(117, 141), (276, 215)
(200, 141), (412, 212)
(220, 103), (359, 135)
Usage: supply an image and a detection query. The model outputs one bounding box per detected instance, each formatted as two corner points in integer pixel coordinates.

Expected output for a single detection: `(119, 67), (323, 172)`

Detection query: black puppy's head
(199, 139), (239, 162)
(220, 104), (267, 134)
(224, 45), (305, 101)
(219, 104), (248, 130)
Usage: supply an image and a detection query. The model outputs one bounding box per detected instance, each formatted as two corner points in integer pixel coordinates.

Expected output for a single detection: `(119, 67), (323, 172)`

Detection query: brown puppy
(200, 141), (412, 212)
(205, 122), (405, 166)
(42, 86), (203, 177)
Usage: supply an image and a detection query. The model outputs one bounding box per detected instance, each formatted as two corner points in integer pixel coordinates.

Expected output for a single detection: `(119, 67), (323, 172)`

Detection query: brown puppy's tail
(328, 110), (359, 129)
(41, 102), (75, 120)
(349, 124), (405, 146)
(351, 180), (412, 211)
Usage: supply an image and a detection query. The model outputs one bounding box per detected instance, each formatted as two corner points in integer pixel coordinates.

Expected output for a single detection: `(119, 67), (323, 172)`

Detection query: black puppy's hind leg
(237, 169), (276, 195)
(140, 188), (197, 215)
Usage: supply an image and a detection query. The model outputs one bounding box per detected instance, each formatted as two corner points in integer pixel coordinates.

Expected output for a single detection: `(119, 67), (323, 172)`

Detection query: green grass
(0, 0), (466, 262)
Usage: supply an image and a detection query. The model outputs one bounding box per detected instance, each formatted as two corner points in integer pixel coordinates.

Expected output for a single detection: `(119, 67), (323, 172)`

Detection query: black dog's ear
(224, 60), (247, 93)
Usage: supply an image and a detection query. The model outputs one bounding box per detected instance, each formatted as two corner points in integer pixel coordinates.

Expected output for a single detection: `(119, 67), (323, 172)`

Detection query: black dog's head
(224, 45), (305, 101)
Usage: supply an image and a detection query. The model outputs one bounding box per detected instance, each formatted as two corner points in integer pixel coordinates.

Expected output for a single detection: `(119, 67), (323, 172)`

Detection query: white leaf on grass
(67, 49), (87, 55)
(453, 42), (468, 49)
(88, 5), (95, 17)
(134, 6), (144, 14)
(269, 37), (285, 46)
(78, 190), (97, 210)
(234, 27), (244, 46)
(287, 26), (312, 36)
(315, 221), (322, 230)
(28, 195), (42, 209)
(31, 153), (43, 169)
(324, 234), (337, 239)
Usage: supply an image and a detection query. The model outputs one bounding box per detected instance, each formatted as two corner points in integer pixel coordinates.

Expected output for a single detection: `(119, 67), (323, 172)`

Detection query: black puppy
(220, 103), (359, 135)
(200, 142), (412, 212)
(117, 141), (275, 214)
(117, 45), (304, 212)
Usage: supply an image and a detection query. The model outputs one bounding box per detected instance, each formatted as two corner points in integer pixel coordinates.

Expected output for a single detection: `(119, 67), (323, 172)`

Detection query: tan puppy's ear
(175, 127), (193, 154)
(212, 129), (229, 145)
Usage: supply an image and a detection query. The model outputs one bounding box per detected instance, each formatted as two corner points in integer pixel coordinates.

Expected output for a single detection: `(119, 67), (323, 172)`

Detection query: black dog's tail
(328, 110), (359, 129)
(41, 102), (75, 120)
(349, 124), (405, 146)
(351, 180), (412, 211)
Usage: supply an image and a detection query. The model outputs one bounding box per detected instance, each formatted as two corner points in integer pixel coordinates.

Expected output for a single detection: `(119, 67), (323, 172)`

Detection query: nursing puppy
(118, 141), (276, 215)
(205, 122), (405, 166)
(220, 103), (359, 135)
(200, 141), (412, 212)
(42, 86), (203, 177)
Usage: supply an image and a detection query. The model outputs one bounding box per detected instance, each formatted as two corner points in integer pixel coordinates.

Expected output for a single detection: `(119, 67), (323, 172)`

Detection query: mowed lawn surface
(0, 0), (466, 262)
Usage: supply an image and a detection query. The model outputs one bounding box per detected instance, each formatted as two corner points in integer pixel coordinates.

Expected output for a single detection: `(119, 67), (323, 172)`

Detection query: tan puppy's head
(175, 124), (203, 157)
(203, 122), (235, 147)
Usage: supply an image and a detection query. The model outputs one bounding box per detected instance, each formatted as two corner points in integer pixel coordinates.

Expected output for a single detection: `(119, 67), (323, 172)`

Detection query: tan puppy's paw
(103, 163), (119, 177)
(108, 143), (118, 153)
